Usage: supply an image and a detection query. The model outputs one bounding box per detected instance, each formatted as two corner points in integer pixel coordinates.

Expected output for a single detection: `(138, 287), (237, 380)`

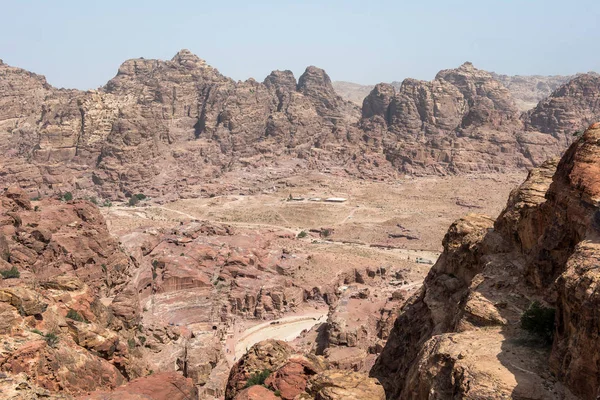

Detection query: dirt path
(225, 311), (328, 363)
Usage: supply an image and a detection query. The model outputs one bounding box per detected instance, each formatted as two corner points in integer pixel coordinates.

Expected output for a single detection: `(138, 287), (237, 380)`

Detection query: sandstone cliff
(371, 123), (600, 399)
(1, 53), (600, 199)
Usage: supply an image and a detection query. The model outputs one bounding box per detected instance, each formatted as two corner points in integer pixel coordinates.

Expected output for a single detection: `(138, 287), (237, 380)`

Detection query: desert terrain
(94, 171), (524, 397)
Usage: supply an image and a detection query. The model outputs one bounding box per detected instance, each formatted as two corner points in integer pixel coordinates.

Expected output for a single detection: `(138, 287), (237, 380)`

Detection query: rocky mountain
(1, 52), (599, 201)
(490, 72), (573, 111)
(360, 62), (575, 174)
(370, 123), (600, 399)
(526, 73), (600, 137)
(336, 73), (577, 113)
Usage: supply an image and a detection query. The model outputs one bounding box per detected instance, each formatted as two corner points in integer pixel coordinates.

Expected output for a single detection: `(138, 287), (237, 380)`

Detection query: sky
(1, 0), (599, 90)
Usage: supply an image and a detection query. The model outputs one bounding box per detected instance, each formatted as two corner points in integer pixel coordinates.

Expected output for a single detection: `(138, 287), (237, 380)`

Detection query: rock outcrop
(371, 123), (600, 399)
(0, 189), (158, 396)
(226, 340), (384, 400)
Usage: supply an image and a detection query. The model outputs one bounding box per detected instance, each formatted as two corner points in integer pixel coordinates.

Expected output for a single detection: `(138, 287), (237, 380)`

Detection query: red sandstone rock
(78, 372), (197, 400)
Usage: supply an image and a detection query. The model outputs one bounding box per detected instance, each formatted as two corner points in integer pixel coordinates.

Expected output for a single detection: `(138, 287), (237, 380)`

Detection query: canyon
(1, 50), (600, 399)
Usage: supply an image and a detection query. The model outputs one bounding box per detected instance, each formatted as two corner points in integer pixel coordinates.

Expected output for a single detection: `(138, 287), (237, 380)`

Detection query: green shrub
(128, 338), (136, 349)
(128, 196), (140, 206)
(134, 193), (147, 201)
(102, 200), (113, 207)
(297, 231), (307, 238)
(0, 266), (20, 279)
(44, 332), (59, 347)
(520, 301), (555, 344)
(274, 390), (281, 397)
(138, 336), (146, 344)
(245, 369), (271, 388)
(321, 229), (331, 237)
(60, 192), (73, 202)
(66, 309), (86, 323)
(34, 205), (39, 211)
(31, 328), (43, 336)
(89, 196), (98, 205)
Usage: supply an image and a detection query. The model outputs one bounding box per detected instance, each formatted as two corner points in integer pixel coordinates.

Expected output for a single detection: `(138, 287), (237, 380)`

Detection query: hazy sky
(1, 0), (599, 89)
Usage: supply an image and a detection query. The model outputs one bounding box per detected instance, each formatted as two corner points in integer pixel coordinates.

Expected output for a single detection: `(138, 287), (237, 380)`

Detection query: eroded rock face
(0, 53), (597, 199)
(525, 73), (600, 138)
(0, 190), (153, 396)
(0, 188), (133, 296)
(0, 51), (370, 200)
(371, 123), (600, 399)
(360, 62), (575, 174)
(226, 340), (294, 399)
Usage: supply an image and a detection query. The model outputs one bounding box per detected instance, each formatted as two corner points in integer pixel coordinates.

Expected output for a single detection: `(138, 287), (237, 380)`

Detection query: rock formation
(371, 123), (600, 399)
(225, 340), (385, 400)
(1, 52), (599, 200)
(525, 73), (600, 138)
(0, 188), (149, 396)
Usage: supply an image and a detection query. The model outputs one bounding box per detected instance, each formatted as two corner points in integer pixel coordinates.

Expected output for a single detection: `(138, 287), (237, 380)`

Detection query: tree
(521, 301), (555, 344)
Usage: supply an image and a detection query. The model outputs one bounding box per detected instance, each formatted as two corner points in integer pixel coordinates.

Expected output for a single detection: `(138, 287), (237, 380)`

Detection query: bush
(0, 266), (20, 279)
(44, 332), (59, 347)
(321, 229), (331, 238)
(297, 231), (307, 238)
(521, 301), (555, 344)
(31, 328), (43, 336)
(128, 196), (140, 207)
(60, 192), (73, 202)
(66, 309), (86, 323)
(102, 200), (113, 207)
(89, 196), (98, 205)
(274, 390), (281, 397)
(245, 369), (271, 388)
(128, 338), (136, 349)
(134, 193), (147, 201)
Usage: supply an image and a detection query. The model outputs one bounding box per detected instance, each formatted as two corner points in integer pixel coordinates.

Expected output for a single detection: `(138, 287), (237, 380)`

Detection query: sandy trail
(225, 311), (327, 363)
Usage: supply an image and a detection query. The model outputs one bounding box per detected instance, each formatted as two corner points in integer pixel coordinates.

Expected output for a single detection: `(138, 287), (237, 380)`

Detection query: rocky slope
(371, 123), (600, 399)
(1, 52), (599, 200)
(0, 187), (155, 397)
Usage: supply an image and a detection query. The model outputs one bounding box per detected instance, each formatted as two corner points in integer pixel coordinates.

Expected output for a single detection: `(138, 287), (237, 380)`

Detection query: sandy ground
(104, 172), (525, 252)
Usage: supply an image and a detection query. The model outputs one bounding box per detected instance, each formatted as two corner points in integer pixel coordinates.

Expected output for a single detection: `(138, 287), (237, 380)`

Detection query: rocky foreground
(1, 51), (599, 201)
(371, 123), (600, 399)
